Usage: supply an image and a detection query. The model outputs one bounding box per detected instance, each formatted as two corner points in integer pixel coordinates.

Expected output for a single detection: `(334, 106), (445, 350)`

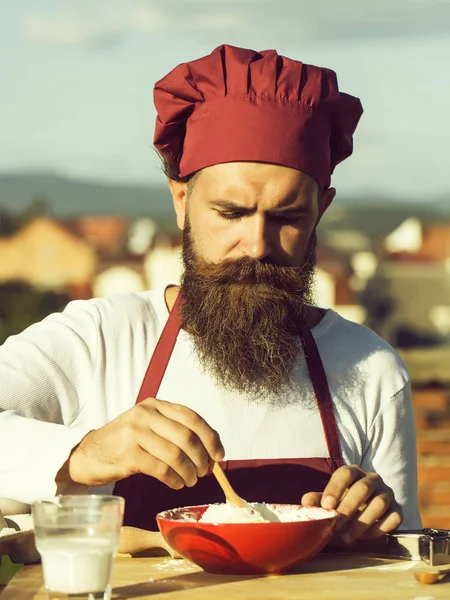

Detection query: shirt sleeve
(0, 300), (101, 504)
(360, 382), (422, 530)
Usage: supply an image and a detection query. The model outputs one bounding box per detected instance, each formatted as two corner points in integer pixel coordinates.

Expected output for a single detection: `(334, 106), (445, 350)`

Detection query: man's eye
(270, 214), (303, 224)
(220, 212), (244, 221)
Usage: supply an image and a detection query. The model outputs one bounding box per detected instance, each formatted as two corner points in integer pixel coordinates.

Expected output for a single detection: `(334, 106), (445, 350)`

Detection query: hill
(0, 172), (174, 217)
(0, 171), (448, 239)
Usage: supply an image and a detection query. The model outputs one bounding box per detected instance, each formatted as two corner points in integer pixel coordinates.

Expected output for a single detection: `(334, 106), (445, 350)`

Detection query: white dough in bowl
(199, 503), (335, 524)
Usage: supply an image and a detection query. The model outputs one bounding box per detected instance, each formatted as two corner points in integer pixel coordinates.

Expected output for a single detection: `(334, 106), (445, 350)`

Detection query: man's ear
(318, 187), (336, 219)
(167, 178), (188, 230)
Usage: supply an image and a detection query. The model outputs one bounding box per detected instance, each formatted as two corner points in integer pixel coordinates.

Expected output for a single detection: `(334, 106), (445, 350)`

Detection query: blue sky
(1, 0), (450, 199)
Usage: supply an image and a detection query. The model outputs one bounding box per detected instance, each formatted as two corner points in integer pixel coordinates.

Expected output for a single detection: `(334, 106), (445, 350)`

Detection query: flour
(198, 503), (336, 524)
(372, 562), (417, 572)
(153, 559), (198, 573)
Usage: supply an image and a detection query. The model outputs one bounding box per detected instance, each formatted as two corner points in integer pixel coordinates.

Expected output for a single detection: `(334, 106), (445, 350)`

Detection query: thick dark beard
(179, 219), (317, 398)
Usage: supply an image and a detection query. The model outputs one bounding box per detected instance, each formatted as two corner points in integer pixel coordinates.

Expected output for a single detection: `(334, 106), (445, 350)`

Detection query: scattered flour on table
(153, 559), (199, 573)
(372, 562), (417, 572)
(198, 503), (335, 524)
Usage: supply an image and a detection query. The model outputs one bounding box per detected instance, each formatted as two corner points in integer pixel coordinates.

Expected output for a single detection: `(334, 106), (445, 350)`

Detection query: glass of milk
(32, 495), (124, 600)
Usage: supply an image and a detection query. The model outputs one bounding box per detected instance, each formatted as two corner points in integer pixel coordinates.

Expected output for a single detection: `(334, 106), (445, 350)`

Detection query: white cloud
(23, 10), (124, 47)
(22, 0), (450, 49)
(130, 0), (450, 41)
(182, 12), (244, 32)
(132, 2), (166, 33)
(132, 1), (243, 35)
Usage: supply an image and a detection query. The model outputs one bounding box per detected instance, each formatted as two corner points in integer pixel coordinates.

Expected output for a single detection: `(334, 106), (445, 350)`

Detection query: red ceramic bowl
(156, 504), (338, 575)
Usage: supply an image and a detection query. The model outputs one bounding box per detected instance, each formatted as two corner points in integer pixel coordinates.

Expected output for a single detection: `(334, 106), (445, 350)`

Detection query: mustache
(184, 255), (314, 290)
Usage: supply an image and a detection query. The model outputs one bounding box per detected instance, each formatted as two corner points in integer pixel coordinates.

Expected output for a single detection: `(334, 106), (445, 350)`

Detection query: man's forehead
(195, 162), (318, 200)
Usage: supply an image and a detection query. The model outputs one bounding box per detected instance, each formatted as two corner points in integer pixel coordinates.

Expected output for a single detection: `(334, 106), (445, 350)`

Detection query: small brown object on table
(413, 564), (450, 585)
(2, 553), (450, 600)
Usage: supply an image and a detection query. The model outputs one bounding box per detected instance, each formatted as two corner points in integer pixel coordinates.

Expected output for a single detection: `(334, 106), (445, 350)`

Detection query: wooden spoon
(210, 461), (253, 509)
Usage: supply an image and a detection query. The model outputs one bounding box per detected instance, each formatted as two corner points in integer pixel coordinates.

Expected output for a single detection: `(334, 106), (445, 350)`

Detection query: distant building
(144, 234), (183, 288)
(67, 215), (130, 258)
(321, 228), (372, 255)
(367, 219), (450, 346)
(383, 219), (450, 263)
(93, 265), (146, 297)
(0, 216), (96, 295)
(127, 218), (158, 256)
(92, 232), (183, 296)
(350, 251), (379, 291)
(368, 260), (450, 345)
(420, 223), (450, 263)
(314, 243), (366, 324)
(384, 217), (422, 254)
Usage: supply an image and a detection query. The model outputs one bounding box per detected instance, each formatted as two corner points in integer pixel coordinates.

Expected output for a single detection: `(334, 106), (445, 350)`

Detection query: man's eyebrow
(210, 200), (255, 212)
(268, 206), (308, 217)
(209, 200), (308, 216)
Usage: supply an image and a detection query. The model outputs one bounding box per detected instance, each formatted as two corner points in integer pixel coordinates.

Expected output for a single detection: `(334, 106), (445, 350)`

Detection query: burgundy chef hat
(154, 44), (363, 190)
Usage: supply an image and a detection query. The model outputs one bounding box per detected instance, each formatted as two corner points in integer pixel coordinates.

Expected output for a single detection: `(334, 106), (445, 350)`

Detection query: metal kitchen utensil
(326, 528), (450, 567)
(384, 529), (450, 565)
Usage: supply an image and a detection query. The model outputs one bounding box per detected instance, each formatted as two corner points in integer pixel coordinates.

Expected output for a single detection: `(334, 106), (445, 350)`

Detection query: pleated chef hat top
(154, 44), (363, 190)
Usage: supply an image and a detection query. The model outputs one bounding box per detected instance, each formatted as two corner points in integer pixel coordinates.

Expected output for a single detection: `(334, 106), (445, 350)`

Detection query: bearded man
(0, 45), (421, 547)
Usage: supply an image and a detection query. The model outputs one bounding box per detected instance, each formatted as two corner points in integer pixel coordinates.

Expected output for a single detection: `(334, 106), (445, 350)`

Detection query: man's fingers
(147, 409), (211, 478)
(302, 465), (402, 545)
(131, 447), (185, 490)
(301, 492), (323, 507)
(337, 493), (398, 543)
(67, 398), (225, 489)
(320, 465), (367, 510)
(331, 472), (388, 519)
(358, 505), (403, 540)
(155, 400), (225, 461)
(136, 430), (198, 487)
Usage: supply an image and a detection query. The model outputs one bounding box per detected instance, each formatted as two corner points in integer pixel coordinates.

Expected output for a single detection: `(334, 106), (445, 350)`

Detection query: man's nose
(240, 215), (272, 261)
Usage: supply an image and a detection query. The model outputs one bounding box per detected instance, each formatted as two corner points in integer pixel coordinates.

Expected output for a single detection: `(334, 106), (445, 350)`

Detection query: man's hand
(301, 465), (403, 545)
(57, 398), (224, 490)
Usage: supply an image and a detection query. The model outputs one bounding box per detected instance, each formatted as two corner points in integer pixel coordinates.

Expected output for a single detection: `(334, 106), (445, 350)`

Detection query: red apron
(114, 294), (343, 530)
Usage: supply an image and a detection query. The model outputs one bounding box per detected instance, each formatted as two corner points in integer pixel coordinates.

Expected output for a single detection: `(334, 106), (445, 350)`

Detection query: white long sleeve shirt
(0, 287), (421, 528)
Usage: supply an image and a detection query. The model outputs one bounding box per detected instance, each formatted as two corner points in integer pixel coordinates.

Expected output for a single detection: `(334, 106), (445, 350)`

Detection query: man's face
(171, 162), (334, 268)
(167, 162), (335, 399)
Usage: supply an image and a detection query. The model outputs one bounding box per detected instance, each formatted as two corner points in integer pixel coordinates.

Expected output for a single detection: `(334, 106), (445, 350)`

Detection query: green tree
(0, 282), (69, 344)
(0, 207), (18, 235)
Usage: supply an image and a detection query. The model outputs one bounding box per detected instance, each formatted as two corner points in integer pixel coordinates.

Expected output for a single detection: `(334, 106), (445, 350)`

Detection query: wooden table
(2, 554), (450, 599)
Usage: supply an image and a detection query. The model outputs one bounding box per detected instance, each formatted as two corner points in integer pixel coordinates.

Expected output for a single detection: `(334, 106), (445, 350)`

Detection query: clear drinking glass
(32, 495), (124, 600)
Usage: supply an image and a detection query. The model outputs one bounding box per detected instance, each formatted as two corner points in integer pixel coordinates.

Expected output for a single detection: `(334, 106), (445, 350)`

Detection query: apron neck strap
(300, 329), (343, 462)
(135, 291), (182, 403)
